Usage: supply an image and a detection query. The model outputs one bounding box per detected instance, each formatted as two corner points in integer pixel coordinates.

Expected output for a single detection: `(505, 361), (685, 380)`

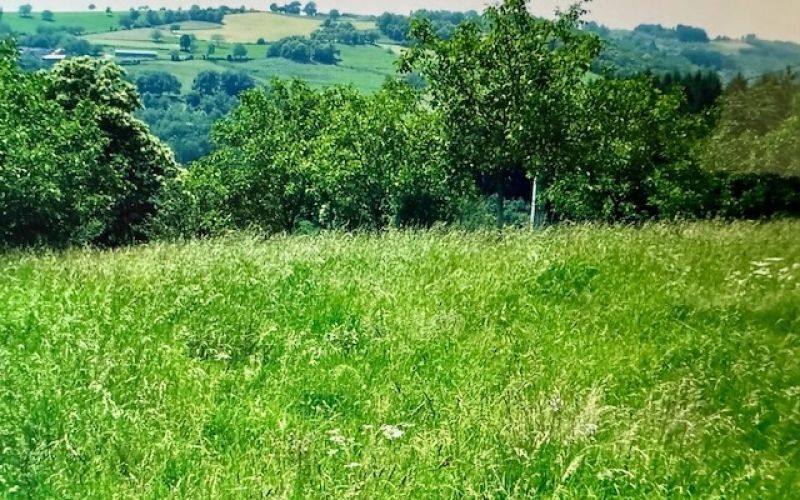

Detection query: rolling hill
(8, 9), (800, 89)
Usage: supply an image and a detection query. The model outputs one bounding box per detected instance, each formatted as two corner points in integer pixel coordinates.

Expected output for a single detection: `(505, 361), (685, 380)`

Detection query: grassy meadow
(191, 12), (322, 43)
(1, 11), (118, 35)
(80, 19), (398, 92)
(1, 221), (798, 497)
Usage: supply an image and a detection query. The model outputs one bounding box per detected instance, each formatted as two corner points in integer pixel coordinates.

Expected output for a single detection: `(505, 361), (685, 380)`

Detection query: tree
(206, 43), (216, 56)
(329, 9), (340, 21)
(44, 57), (178, 245)
(135, 71), (182, 95)
(41, 10), (54, 22)
(19, 4), (33, 18)
(89, 4), (96, 10)
(704, 71), (800, 178)
(192, 70), (222, 94)
(270, 3), (279, 13)
(401, 0), (602, 227)
(303, 2), (318, 17)
(145, 9), (162, 27)
(220, 71), (255, 96)
(179, 34), (193, 52)
(0, 42), (177, 247)
(676, 24), (709, 43)
(152, 80), (456, 237)
(232, 43), (248, 60)
(105, 7), (113, 17)
(150, 29), (164, 43)
(285, 2), (302, 15)
(312, 44), (338, 64)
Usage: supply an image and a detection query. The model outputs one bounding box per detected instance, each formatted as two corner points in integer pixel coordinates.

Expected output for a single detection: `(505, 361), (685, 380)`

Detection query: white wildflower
(380, 424), (404, 440)
(549, 396), (562, 413)
(344, 462), (361, 469)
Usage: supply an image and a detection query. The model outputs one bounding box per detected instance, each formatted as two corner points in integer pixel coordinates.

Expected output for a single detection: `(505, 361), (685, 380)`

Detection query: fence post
(530, 176), (538, 230)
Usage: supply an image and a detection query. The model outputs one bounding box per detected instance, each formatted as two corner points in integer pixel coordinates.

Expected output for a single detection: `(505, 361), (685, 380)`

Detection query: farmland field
(189, 12), (325, 43)
(1, 11), (118, 35)
(117, 44), (397, 92)
(1, 222), (798, 497)
(83, 27), (397, 92)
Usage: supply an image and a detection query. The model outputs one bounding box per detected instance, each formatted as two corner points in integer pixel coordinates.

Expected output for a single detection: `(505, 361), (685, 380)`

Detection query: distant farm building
(42, 49), (67, 63)
(114, 49), (158, 61)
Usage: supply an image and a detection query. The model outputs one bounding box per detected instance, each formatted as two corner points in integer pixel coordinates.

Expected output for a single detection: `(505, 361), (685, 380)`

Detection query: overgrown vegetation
(1, 3), (799, 496)
(0, 42), (177, 247)
(1, 222), (799, 496)
(133, 69), (254, 164)
(3, 0), (799, 246)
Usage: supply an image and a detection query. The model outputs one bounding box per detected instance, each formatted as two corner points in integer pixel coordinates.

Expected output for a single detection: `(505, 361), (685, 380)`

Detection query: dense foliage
(134, 70), (252, 165)
(376, 10), (481, 43)
(266, 36), (339, 65)
(152, 79), (458, 237)
(118, 6), (246, 29)
(402, 0), (603, 223)
(1, 0), (799, 247)
(0, 42), (177, 246)
(311, 20), (380, 46)
(704, 71), (800, 179)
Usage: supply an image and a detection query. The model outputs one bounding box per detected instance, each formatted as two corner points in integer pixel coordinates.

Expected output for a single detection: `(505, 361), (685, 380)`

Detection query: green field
(177, 13), (375, 43)
(1, 221), (798, 496)
(80, 17), (397, 92)
(2, 11), (118, 34)
(112, 43), (397, 92)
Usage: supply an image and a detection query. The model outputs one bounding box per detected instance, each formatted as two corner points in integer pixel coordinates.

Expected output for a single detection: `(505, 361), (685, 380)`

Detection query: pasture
(188, 12), (325, 43)
(1, 221), (798, 497)
(83, 25), (397, 92)
(1, 11), (117, 34)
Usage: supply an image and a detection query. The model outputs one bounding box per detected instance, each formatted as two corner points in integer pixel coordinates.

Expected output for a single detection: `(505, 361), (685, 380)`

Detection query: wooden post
(530, 176), (538, 230)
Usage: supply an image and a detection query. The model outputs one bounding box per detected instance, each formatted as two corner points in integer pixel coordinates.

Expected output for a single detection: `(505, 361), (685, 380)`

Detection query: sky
(1, 0), (798, 42)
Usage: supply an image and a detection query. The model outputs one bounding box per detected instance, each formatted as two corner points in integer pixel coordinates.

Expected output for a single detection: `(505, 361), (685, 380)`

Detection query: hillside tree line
(1, 0), (799, 247)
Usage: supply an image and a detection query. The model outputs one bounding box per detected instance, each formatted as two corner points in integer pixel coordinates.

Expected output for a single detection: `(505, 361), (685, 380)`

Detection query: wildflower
(549, 396), (562, 413)
(327, 429), (347, 447)
(584, 423), (598, 437)
(380, 424), (404, 440)
(344, 462), (361, 469)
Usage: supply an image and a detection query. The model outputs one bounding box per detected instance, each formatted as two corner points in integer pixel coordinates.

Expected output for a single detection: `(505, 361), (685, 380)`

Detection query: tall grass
(1, 221), (798, 497)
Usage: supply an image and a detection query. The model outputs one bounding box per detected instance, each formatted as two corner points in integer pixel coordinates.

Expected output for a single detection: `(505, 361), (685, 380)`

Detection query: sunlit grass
(1, 221), (798, 497)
